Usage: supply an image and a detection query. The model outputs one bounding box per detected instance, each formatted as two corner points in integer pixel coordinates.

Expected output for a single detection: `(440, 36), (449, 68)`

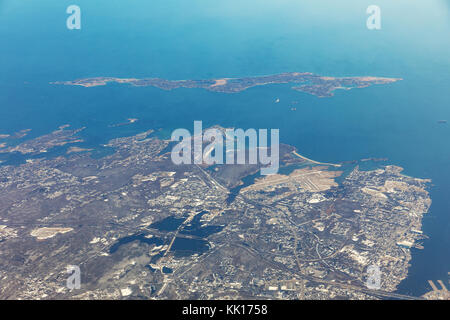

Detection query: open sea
(0, 0), (449, 296)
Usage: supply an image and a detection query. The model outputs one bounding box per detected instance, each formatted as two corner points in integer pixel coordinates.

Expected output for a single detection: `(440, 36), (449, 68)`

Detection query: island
(51, 72), (402, 98)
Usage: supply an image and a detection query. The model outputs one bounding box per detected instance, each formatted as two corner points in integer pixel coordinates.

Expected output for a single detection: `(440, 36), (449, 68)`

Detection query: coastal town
(0, 125), (433, 299)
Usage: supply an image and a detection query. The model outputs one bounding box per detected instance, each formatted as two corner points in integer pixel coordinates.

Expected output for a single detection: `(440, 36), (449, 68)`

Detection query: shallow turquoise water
(0, 0), (449, 296)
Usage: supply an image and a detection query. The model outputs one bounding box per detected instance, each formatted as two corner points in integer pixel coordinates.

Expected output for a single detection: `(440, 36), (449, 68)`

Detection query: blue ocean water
(0, 0), (449, 296)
